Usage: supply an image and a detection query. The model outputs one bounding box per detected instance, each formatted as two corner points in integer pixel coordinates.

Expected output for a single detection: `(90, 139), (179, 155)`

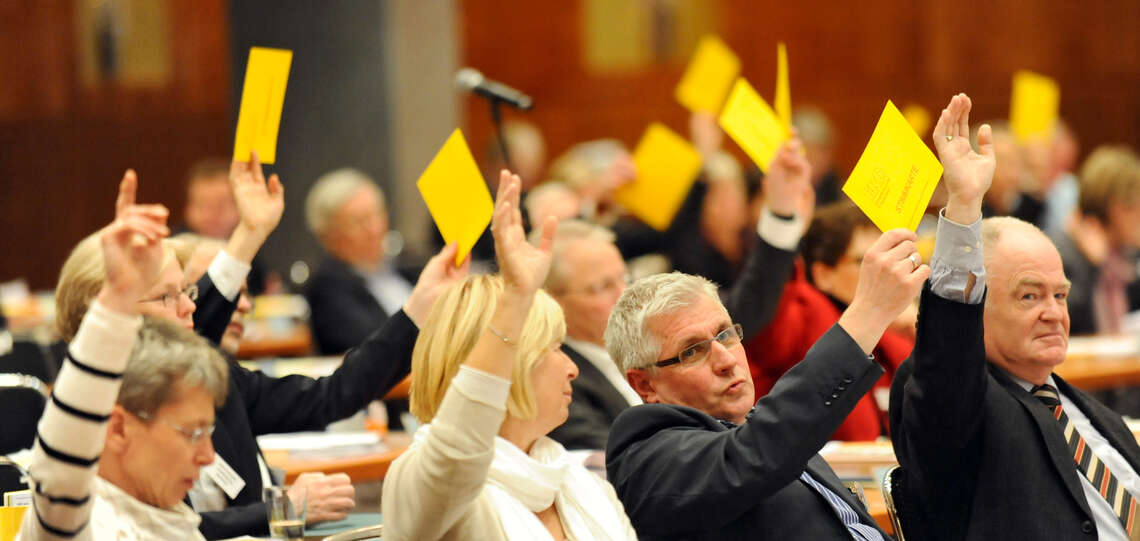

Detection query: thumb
(976, 123), (994, 159)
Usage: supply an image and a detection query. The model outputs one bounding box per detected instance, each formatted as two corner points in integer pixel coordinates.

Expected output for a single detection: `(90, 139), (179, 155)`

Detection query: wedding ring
(907, 253), (921, 270)
(945, 135), (954, 142)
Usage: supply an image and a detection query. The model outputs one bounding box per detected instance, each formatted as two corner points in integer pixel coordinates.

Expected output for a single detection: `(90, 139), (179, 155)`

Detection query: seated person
(603, 231), (927, 536)
(383, 171), (637, 541)
(1053, 145), (1140, 335)
(303, 168), (417, 355)
(172, 234), (250, 356)
(892, 94), (1140, 540)
(56, 165), (468, 539)
(746, 201), (915, 440)
(19, 197), (227, 540)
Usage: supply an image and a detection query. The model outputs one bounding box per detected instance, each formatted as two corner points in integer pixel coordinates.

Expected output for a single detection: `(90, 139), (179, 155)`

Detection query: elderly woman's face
(327, 187), (387, 268)
(121, 382), (216, 508)
(531, 344), (579, 435)
(137, 258), (196, 331)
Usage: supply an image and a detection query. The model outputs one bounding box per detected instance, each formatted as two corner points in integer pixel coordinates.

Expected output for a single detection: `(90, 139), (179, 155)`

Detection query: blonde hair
(305, 168), (385, 237)
(409, 274), (566, 423)
(55, 232), (177, 341)
(605, 272), (722, 373)
(1078, 145), (1140, 222)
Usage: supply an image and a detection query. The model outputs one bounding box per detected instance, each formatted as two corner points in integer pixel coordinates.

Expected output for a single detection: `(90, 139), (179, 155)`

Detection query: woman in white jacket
(382, 171), (637, 541)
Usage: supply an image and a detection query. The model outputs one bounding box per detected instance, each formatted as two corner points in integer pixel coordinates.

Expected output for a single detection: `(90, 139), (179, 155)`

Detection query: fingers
(116, 169), (138, 217)
(250, 149), (265, 183)
(535, 215), (558, 253)
(956, 93), (972, 138)
(976, 123), (994, 158)
(268, 173), (284, 196)
(496, 169), (511, 202)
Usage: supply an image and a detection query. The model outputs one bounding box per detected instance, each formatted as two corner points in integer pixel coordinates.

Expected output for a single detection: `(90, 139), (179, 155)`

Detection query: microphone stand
(488, 97), (513, 172)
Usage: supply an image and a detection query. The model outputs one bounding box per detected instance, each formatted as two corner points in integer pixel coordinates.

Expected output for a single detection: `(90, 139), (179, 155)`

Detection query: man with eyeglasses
(603, 226), (928, 538)
(544, 140), (816, 452)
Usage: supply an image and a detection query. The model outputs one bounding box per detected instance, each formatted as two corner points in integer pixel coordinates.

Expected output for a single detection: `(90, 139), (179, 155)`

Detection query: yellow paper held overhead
(843, 101), (943, 232)
(775, 42), (791, 135)
(719, 78), (788, 172)
(233, 47), (293, 164)
(1010, 70), (1060, 142)
(675, 35), (741, 113)
(615, 123), (703, 231)
(901, 103), (932, 137)
(416, 129), (494, 265)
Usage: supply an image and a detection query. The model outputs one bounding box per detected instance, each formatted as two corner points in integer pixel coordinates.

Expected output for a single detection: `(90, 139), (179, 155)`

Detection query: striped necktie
(1034, 384), (1140, 538)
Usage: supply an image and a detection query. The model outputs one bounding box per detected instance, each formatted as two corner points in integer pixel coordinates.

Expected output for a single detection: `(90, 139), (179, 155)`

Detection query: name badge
(203, 454), (246, 500)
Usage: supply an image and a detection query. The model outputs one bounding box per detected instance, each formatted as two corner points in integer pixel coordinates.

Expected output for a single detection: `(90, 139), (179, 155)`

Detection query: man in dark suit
(546, 138), (815, 451)
(602, 198), (929, 537)
(303, 168), (416, 355)
(892, 97), (1140, 540)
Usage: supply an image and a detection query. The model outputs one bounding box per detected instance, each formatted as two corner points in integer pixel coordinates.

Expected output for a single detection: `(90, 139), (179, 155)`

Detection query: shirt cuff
(70, 300), (143, 374)
(452, 365), (512, 410)
(206, 250), (251, 301)
(757, 207), (804, 251)
(929, 209), (986, 304)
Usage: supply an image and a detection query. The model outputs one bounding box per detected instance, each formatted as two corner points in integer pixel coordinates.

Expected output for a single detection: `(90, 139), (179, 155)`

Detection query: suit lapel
(989, 366), (1094, 520)
(1055, 375), (1140, 478)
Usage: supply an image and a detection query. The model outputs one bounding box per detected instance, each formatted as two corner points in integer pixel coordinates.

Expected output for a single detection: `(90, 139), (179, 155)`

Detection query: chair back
(0, 374), (49, 455)
(881, 464), (907, 540)
(320, 525), (382, 540)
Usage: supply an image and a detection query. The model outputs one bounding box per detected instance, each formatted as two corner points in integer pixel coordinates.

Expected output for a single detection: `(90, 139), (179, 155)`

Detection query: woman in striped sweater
(17, 182), (228, 540)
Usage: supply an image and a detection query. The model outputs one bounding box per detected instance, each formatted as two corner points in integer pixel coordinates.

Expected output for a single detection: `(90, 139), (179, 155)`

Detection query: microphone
(455, 68), (533, 111)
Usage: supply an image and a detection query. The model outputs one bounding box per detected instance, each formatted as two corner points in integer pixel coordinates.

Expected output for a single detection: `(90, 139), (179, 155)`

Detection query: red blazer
(745, 263), (914, 441)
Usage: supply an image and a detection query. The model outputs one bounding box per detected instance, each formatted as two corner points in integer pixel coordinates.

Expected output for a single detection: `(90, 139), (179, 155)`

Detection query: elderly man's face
(551, 239), (627, 345)
(326, 187), (387, 268)
(983, 228), (1071, 384)
(632, 294), (754, 425)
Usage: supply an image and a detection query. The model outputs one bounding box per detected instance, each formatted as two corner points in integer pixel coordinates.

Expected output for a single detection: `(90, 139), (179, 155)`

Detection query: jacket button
(825, 401), (833, 406)
(837, 385), (847, 391)
(843, 377), (854, 384)
(831, 393), (840, 399)
(1081, 520), (1094, 533)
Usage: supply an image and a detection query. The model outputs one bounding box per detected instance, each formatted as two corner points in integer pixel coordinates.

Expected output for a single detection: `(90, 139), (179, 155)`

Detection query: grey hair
(305, 168), (385, 237)
(547, 139), (627, 191)
(118, 318), (229, 414)
(533, 219), (617, 293)
(605, 272), (722, 373)
(792, 106), (834, 147)
(980, 215), (1045, 273)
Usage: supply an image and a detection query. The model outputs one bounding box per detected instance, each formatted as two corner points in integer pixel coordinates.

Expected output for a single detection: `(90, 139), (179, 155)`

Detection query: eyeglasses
(561, 273), (631, 297)
(139, 284), (199, 308)
(135, 411), (215, 445)
(654, 323), (744, 368)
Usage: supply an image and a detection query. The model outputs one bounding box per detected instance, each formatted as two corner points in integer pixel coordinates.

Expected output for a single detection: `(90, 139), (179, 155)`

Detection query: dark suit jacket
(304, 257), (391, 355)
(190, 273), (419, 539)
(890, 285), (1140, 540)
(606, 325), (889, 540)
(548, 344), (632, 450)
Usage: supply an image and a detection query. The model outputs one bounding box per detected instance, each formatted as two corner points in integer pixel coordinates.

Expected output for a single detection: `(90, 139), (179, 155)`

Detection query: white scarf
(412, 426), (631, 540)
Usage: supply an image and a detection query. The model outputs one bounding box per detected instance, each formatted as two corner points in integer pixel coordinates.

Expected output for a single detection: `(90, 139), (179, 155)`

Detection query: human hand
(227, 149), (285, 263)
(690, 111), (723, 158)
(838, 229), (930, 354)
(932, 93), (994, 224)
(763, 138), (812, 217)
(288, 472), (356, 525)
(492, 170), (556, 296)
(403, 242), (472, 327)
(96, 170), (170, 315)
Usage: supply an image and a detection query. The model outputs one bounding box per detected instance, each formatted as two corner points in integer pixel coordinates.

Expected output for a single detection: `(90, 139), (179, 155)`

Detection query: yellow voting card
(719, 78), (788, 172)
(1010, 70), (1060, 142)
(843, 101), (943, 232)
(675, 35), (741, 113)
(233, 47), (292, 164)
(902, 103), (932, 137)
(775, 42), (791, 134)
(615, 123), (703, 231)
(416, 129), (494, 265)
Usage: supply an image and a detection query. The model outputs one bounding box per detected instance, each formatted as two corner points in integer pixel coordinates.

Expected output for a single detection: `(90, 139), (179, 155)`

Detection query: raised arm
(24, 171), (165, 539)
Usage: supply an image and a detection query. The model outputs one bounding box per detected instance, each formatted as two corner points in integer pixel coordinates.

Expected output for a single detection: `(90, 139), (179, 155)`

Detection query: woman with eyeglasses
(382, 171), (637, 541)
(18, 182), (228, 540)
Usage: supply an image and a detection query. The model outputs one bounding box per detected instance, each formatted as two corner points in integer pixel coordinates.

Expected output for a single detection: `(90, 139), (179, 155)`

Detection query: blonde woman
(383, 171), (637, 540)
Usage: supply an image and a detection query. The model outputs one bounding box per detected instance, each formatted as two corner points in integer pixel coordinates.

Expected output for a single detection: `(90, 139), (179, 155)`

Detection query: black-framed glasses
(135, 410), (215, 445)
(139, 284), (199, 308)
(654, 323), (744, 368)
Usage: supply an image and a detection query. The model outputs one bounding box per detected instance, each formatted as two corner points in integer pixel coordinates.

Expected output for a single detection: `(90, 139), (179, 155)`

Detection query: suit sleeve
(722, 234), (796, 339)
(193, 273), (238, 346)
(238, 310), (418, 435)
(606, 325), (882, 533)
(197, 502), (271, 539)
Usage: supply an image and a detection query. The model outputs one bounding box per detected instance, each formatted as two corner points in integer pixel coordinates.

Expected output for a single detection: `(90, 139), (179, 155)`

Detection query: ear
(104, 405), (131, 455)
(810, 261), (835, 293)
(626, 369), (659, 404)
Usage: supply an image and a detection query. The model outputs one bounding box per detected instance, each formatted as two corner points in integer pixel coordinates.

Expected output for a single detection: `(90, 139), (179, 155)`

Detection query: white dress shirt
(564, 337), (642, 407)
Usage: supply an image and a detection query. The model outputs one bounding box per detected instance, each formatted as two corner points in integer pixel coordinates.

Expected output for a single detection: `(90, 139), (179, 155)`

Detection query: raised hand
(838, 228), (930, 354)
(402, 242), (472, 327)
(97, 170), (171, 315)
(227, 149), (285, 263)
(689, 111), (723, 158)
(492, 169), (556, 296)
(932, 93), (995, 224)
(764, 137), (813, 217)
